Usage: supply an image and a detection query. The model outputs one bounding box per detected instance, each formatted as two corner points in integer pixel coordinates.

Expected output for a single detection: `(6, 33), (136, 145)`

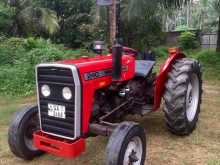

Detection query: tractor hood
(57, 54), (135, 83)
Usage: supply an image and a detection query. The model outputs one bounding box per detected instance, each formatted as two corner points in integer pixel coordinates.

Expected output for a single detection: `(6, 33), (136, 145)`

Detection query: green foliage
(189, 49), (220, 81)
(152, 46), (168, 58)
(213, 0), (220, 14)
(38, 0), (94, 47)
(178, 31), (200, 50)
(0, 0), (60, 36)
(1, 0), (189, 49)
(151, 47), (220, 81)
(0, 37), (85, 96)
(175, 25), (197, 32)
(0, 37), (26, 65)
(164, 0), (219, 33)
(121, 4), (166, 50)
(193, 49), (220, 65)
(182, 49), (220, 81)
(191, 49), (220, 77)
(16, 7), (59, 35)
(119, 0), (190, 49)
(123, 19), (166, 50)
(0, 1), (14, 35)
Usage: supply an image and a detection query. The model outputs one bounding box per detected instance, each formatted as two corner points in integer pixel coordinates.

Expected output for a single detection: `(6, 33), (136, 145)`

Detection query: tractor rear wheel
(8, 105), (44, 160)
(106, 122), (146, 165)
(163, 58), (202, 135)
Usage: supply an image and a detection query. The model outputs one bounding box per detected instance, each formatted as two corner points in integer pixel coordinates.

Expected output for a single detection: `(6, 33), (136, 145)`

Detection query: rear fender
(153, 48), (185, 111)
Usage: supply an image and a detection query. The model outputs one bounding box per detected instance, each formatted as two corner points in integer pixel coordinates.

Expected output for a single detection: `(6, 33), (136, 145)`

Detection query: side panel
(81, 81), (95, 135)
(153, 49), (185, 111)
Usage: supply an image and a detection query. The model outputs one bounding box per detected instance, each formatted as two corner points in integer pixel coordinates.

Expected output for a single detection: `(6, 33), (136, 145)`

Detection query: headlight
(94, 44), (102, 50)
(93, 41), (104, 55)
(41, 85), (51, 97)
(62, 87), (72, 100)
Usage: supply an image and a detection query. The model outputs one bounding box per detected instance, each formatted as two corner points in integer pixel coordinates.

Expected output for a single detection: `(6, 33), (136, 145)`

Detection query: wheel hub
(129, 150), (139, 163)
(24, 115), (39, 151)
(123, 137), (143, 165)
(188, 87), (192, 104)
(186, 73), (200, 122)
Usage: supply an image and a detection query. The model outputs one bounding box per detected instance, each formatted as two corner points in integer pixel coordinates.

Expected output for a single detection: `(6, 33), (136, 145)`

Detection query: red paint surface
(35, 47), (185, 160)
(56, 48), (184, 132)
(33, 131), (85, 159)
(59, 54), (135, 134)
(153, 48), (185, 111)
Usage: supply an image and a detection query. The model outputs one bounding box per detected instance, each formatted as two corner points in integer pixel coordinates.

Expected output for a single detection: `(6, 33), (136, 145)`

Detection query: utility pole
(109, 0), (117, 45)
(97, 0), (120, 45)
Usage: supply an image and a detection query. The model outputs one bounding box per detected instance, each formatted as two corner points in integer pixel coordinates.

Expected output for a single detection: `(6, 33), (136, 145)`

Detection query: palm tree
(8, 0), (59, 36)
(108, 0), (190, 44)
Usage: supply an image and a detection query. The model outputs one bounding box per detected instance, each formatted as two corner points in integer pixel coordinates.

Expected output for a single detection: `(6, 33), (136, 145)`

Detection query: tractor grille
(37, 66), (76, 139)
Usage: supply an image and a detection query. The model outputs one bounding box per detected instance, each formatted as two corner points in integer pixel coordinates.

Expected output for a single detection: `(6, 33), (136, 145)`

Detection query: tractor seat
(135, 60), (155, 77)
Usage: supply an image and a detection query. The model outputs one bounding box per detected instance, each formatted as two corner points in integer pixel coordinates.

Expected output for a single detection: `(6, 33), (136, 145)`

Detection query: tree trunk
(217, 16), (220, 52)
(109, 0), (116, 45)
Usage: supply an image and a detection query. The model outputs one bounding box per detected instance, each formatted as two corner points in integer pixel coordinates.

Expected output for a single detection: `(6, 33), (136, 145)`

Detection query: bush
(152, 46), (168, 58)
(175, 25), (197, 32)
(178, 31), (200, 50)
(166, 48), (220, 81)
(194, 50), (220, 65)
(0, 37), (27, 65)
(190, 49), (220, 81)
(0, 37), (85, 96)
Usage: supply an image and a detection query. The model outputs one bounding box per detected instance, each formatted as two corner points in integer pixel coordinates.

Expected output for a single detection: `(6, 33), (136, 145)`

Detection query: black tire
(163, 58), (202, 135)
(8, 105), (44, 160)
(106, 122), (146, 165)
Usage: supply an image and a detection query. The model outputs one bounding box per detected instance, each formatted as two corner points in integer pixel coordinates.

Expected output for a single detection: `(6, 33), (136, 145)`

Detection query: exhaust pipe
(112, 43), (123, 81)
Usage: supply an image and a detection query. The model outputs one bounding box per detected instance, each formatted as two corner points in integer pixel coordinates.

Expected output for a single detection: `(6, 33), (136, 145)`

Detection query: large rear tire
(106, 122), (146, 165)
(163, 58), (202, 135)
(8, 105), (44, 160)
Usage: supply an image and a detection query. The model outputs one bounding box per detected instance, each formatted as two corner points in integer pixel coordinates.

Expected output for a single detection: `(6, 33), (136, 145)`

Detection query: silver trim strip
(36, 63), (81, 140)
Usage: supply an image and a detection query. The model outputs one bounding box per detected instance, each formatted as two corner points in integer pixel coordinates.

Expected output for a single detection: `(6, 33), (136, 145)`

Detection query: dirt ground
(0, 81), (220, 165)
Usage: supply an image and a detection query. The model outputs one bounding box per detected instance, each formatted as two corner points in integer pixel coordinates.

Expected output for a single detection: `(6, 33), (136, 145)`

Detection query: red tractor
(8, 44), (202, 165)
(8, 2), (202, 165)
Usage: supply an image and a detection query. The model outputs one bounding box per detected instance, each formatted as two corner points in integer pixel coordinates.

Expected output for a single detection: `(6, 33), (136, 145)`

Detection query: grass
(0, 81), (220, 165)
(207, 159), (220, 165)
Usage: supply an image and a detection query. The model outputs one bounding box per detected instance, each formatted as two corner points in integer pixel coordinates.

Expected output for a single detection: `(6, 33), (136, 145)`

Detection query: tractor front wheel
(8, 105), (44, 160)
(163, 58), (202, 135)
(106, 122), (146, 165)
